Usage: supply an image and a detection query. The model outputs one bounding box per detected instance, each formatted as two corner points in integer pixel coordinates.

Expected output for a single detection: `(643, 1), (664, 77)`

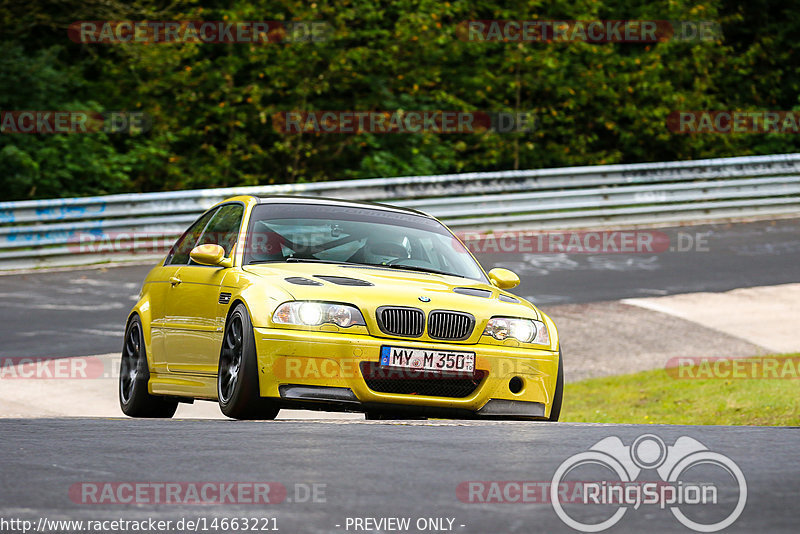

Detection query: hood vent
(314, 275), (373, 287)
(453, 287), (492, 298)
(285, 277), (323, 286)
(498, 294), (519, 303)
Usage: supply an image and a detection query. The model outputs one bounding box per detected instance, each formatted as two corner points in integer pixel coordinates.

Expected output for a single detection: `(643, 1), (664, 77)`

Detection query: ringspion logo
(550, 434), (746, 532)
(458, 480), (700, 505)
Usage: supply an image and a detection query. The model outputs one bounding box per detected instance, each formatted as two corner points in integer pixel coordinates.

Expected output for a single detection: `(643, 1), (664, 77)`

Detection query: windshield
(244, 203), (486, 282)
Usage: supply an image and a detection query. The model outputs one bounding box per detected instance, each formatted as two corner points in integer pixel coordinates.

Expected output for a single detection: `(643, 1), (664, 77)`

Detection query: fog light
(509, 376), (524, 394)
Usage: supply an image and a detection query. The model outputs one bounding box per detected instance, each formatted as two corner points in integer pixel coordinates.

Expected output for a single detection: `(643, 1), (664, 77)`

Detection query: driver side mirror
(487, 268), (520, 289)
(190, 244), (233, 268)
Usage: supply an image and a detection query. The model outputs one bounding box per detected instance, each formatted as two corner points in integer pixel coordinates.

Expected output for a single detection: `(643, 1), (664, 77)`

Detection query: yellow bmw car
(120, 195), (563, 420)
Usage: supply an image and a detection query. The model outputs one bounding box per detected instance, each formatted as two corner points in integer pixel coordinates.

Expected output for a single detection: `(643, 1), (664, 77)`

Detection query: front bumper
(254, 327), (560, 419)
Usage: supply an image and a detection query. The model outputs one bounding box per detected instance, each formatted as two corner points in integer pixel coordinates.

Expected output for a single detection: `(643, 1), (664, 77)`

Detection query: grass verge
(562, 353), (800, 426)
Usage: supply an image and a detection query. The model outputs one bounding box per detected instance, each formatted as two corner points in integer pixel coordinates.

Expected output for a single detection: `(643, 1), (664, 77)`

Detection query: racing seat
(250, 227), (288, 262)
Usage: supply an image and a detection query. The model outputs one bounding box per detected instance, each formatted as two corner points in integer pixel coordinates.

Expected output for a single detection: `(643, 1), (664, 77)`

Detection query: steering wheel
(366, 241), (409, 260)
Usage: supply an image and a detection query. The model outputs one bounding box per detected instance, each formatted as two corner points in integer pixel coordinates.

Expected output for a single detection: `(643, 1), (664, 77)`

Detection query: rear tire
(548, 348), (564, 422)
(119, 315), (178, 418)
(217, 303), (280, 420)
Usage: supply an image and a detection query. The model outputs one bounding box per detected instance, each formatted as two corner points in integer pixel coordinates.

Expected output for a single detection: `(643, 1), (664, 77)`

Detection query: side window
(165, 208), (218, 266)
(195, 204), (245, 257)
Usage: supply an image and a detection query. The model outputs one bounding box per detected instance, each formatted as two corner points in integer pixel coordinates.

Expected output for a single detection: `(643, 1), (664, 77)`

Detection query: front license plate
(380, 346), (475, 373)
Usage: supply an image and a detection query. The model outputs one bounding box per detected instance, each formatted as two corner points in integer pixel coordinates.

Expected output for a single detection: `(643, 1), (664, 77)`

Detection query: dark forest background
(1, 0), (798, 200)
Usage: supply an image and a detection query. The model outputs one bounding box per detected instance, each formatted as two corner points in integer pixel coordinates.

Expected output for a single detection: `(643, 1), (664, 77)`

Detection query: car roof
(251, 195), (433, 218)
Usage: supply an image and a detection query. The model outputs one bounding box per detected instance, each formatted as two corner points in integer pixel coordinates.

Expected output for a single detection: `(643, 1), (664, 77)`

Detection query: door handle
(169, 276), (182, 286)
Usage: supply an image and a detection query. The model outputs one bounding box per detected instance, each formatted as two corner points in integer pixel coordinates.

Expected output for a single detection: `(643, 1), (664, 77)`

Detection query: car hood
(241, 262), (539, 320)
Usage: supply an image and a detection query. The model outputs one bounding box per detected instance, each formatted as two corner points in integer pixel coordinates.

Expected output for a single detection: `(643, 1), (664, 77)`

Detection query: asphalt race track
(0, 419), (796, 533)
(1, 218), (799, 359)
(1, 218), (799, 533)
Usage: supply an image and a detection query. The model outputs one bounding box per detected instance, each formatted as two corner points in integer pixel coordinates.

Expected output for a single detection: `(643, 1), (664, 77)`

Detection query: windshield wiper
(249, 257), (465, 279)
(246, 257), (363, 266)
(367, 263), (464, 278)
(284, 257), (362, 265)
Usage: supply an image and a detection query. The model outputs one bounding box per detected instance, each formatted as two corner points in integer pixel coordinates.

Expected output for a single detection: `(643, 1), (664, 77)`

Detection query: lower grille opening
(360, 362), (486, 398)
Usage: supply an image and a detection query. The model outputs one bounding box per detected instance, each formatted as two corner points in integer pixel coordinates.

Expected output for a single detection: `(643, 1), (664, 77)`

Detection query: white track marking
(623, 283), (800, 354)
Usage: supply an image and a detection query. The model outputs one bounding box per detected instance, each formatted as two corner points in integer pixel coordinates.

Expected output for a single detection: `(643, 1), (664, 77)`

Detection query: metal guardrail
(1, 153), (799, 270)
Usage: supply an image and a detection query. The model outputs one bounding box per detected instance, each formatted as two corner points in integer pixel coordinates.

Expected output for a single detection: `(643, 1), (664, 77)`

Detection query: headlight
(272, 301), (366, 328)
(483, 317), (549, 345)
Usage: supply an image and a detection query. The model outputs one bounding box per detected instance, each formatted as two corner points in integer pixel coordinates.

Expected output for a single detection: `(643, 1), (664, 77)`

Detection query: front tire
(119, 315), (178, 418)
(548, 348), (564, 422)
(217, 303), (279, 420)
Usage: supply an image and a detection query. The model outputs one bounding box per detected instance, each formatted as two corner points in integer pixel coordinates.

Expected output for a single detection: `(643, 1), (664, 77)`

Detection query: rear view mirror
(487, 268), (520, 289)
(190, 244), (233, 268)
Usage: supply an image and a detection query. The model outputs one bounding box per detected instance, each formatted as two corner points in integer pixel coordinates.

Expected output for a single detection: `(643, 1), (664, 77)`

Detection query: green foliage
(563, 354), (800, 426)
(1, 0), (799, 199)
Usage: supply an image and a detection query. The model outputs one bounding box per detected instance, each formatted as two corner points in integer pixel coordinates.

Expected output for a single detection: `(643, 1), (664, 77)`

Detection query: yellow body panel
(128, 195), (562, 418)
(251, 328), (559, 411)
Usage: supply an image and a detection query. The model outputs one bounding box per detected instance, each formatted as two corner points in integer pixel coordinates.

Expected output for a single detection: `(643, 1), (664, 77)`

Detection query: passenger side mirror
(190, 244), (233, 268)
(487, 268), (520, 289)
